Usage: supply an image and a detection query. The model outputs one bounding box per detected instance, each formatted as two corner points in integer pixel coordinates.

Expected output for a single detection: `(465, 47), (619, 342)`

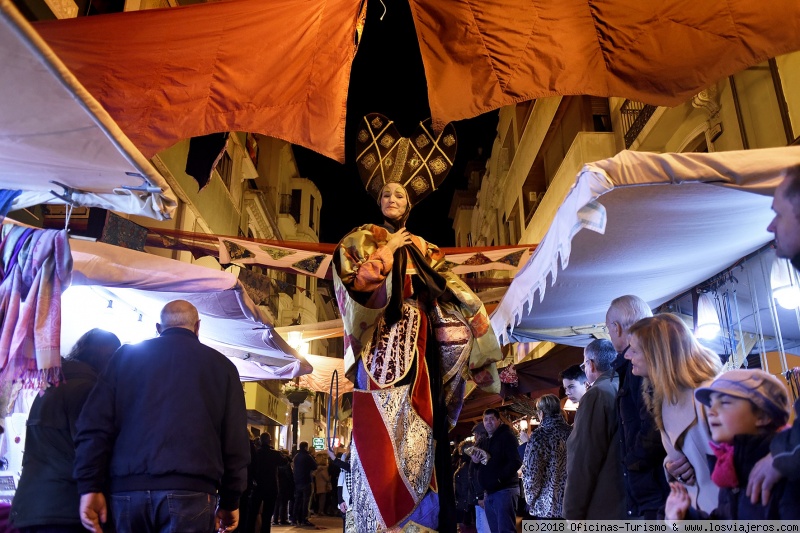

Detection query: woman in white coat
(626, 313), (722, 514)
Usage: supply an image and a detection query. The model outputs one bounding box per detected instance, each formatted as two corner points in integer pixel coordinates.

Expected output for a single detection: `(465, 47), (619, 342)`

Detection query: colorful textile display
(333, 223), (501, 531)
(0, 225), (72, 387)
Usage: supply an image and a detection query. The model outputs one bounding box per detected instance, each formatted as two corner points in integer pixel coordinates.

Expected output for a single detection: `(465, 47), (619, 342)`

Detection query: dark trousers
(291, 485), (312, 524)
(110, 490), (215, 533)
(246, 490), (277, 533)
(272, 493), (290, 524)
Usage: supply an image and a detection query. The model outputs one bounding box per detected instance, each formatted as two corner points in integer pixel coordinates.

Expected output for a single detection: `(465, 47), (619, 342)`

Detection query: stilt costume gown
(333, 114), (503, 532)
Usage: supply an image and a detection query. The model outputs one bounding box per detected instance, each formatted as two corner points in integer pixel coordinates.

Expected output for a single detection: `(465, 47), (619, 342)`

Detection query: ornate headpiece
(355, 113), (457, 205)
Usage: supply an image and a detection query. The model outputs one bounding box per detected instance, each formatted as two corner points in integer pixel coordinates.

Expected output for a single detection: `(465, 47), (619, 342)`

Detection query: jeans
(484, 487), (519, 533)
(111, 490), (215, 533)
(475, 505), (491, 533)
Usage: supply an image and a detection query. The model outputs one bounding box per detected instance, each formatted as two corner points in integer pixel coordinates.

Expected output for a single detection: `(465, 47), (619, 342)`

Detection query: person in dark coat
(667, 369), (800, 520)
(73, 300), (251, 533)
(247, 434), (286, 533)
(273, 451), (293, 525)
(454, 444), (476, 533)
(233, 437), (258, 533)
(291, 442), (319, 527)
(473, 409), (521, 533)
(10, 328), (121, 533)
(606, 295), (669, 519)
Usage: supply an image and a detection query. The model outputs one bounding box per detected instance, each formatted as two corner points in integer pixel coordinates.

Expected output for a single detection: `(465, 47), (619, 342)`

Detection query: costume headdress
(355, 113), (457, 205)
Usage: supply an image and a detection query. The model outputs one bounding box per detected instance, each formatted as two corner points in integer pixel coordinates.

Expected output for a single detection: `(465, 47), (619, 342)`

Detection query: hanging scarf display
(0, 224), (72, 388)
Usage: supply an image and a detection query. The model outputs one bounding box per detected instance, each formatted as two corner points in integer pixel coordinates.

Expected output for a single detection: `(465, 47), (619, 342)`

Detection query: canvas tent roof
(490, 147), (800, 355)
(68, 238), (313, 380)
(0, 0), (176, 220)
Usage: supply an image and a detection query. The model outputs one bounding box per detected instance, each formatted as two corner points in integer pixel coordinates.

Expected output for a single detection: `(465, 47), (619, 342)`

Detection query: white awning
(491, 147), (800, 353)
(67, 238), (312, 380)
(0, 0), (176, 220)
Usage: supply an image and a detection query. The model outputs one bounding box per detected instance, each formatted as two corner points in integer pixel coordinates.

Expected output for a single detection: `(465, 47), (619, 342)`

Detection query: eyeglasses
(580, 360), (592, 372)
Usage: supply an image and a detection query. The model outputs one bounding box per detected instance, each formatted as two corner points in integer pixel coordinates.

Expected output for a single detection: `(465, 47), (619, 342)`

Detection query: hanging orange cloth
(34, 0), (365, 163)
(408, 0), (800, 130)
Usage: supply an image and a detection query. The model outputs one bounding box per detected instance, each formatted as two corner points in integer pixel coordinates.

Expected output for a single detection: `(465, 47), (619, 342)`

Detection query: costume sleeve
(73, 354), (121, 494)
(562, 386), (615, 519)
(335, 225), (394, 293)
(772, 400), (800, 480)
(218, 365), (251, 510)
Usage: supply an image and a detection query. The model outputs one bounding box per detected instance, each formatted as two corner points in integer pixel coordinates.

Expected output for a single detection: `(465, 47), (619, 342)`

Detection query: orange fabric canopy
(35, 0), (364, 162)
(409, 0), (800, 130)
(34, 0), (800, 161)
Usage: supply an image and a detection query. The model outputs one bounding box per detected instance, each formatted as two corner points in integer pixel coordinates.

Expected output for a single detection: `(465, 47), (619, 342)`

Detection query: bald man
(73, 300), (250, 533)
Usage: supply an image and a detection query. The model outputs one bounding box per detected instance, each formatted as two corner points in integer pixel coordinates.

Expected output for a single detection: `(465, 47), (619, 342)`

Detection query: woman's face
(625, 334), (650, 378)
(380, 183), (409, 221)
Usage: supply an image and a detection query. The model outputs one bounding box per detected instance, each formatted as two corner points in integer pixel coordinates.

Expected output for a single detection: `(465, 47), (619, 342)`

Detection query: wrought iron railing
(620, 100), (656, 148)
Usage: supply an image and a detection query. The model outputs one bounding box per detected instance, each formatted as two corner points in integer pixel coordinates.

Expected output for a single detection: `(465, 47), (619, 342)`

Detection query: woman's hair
(535, 393), (563, 420)
(66, 328), (121, 373)
(628, 313), (722, 430)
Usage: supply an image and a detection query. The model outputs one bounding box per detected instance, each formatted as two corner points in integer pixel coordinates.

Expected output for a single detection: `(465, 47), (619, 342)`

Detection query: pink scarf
(710, 441), (738, 489)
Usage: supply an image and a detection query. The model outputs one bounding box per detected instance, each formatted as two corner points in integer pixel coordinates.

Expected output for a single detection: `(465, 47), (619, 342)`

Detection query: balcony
(620, 100), (657, 148)
(521, 132), (617, 244)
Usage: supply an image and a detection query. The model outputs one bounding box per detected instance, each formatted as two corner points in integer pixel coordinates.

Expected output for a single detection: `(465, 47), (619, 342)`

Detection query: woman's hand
(386, 228), (413, 253)
(666, 455), (696, 486)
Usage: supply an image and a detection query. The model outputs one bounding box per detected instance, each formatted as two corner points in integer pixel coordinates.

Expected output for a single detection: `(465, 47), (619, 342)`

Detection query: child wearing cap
(665, 369), (800, 520)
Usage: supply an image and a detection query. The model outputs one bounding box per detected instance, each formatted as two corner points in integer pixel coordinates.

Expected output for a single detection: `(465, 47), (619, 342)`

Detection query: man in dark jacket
(606, 295), (669, 518)
(248, 434), (286, 533)
(10, 329), (120, 532)
(73, 300), (251, 533)
(291, 442), (319, 527)
(474, 409), (521, 533)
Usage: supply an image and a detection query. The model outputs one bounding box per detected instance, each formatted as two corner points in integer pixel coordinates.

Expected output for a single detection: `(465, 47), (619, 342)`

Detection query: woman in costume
(333, 114), (502, 532)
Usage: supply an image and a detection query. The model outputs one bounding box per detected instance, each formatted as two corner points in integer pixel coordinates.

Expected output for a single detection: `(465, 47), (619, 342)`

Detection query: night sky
(293, 0), (498, 247)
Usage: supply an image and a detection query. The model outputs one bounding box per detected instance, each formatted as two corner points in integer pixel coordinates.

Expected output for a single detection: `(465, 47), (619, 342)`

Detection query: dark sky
(293, 0), (498, 247)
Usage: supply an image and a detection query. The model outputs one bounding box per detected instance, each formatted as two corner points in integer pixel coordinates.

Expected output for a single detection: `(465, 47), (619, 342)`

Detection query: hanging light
(696, 292), (721, 340)
(771, 257), (800, 309)
(563, 399), (578, 412)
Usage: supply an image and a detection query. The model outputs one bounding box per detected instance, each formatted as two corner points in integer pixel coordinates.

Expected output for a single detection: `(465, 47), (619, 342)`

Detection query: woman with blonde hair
(626, 313), (722, 513)
(522, 394), (571, 518)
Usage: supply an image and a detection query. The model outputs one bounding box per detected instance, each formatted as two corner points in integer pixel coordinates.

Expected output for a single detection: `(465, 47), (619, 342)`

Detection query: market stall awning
(68, 238), (312, 380)
(0, 0), (176, 220)
(491, 147), (800, 353)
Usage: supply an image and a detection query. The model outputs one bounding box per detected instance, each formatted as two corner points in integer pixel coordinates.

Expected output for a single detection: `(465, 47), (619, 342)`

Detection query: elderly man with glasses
(563, 339), (625, 520)
(606, 295), (670, 519)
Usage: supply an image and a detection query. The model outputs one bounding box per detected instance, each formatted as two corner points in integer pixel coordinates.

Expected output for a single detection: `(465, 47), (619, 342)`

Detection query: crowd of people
(453, 301), (800, 531)
(3, 137), (800, 533)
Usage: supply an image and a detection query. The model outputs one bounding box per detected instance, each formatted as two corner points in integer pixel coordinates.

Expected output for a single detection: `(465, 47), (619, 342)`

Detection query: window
(291, 190), (302, 223)
(309, 195), (315, 230)
(217, 151), (233, 190)
(730, 60), (793, 149)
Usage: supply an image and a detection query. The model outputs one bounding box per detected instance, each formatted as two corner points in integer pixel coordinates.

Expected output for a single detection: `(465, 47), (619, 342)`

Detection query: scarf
(382, 221), (447, 325)
(710, 441), (739, 488)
